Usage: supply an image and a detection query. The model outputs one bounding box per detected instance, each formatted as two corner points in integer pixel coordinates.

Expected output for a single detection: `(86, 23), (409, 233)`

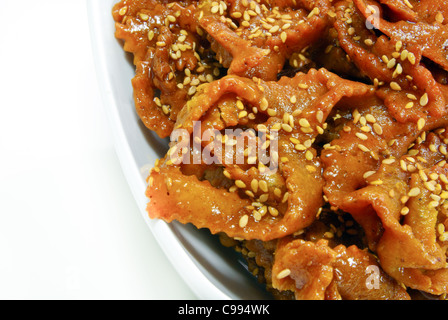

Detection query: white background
(0, 0), (197, 299)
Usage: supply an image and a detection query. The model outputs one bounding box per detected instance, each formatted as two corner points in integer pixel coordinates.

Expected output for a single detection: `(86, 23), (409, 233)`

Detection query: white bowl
(86, 0), (273, 300)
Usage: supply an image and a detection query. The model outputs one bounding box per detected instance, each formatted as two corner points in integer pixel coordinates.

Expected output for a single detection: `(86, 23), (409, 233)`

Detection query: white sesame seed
(408, 187), (421, 197)
(390, 82), (401, 91)
(356, 132), (368, 141)
(417, 118), (426, 131)
(260, 98), (269, 111)
(276, 268), (291, 279)
(420, 93), (429, 107)
(235, 180), (246, 189)
(259, 180), (268, 193)
(239, 215), (249, 228)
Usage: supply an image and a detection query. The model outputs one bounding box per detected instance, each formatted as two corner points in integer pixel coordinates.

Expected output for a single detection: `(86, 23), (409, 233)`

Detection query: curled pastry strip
(146, 69), (372, 241)
(197, 0), (330, 80)
(338, 130), (448, 295)
(322, 97), (448, 245)
(113, 0), (222, 137)
(271, 237), (410, 300)
(334, 0), (448, 121)
(355, 0), (448, 71)
(272, 238), (336, 300)
(322, 99), (418, 206)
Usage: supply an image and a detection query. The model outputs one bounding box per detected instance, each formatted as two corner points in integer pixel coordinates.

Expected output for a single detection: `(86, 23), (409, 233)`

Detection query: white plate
(86, 0), (273, 300)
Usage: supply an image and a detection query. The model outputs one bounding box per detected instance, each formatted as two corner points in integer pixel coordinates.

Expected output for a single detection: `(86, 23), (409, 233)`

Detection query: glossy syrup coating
(113, 0), (448, 300)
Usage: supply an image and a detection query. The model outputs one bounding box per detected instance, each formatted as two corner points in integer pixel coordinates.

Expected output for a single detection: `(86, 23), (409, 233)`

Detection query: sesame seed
(324, 231), (334, 238)
(223, 170), (231, 179)
(148, 176), (154, 187)
(365, 114), (376, 123)
(280, 31), (287, 43)
(282, 123), (293, 132)
(390, 82), (401, 91)
(305, 150), (314, 161)
(439, 232), (448, 242)
(382, 158), (396, 165)
(250, 179), (259, 193)
(407, 93), (417, 100)
(268, 206), (279, 217)
(267, 108), (277, 117)
(364, 39), (374, 46)
(289, 137), (300, 144)
(400, 160), (408, 171)
(162, 105), (170, 115)
(363, 171), (376, 179)
(292, 109), (302, 117)
(167, 15), (176, 22)
(419, 170), (428, 181)
(229, 185), (238, 192)
(235, 180), (246, 189)
(238, 111), (248, 119)
(408, 187), (421, 197)
(408, 52), (416, 65)
(148, 30), (155, 41)
(401, 206), (410, 215)
(356, 132), (369, 141)
(360, 126), (372, 133)
(276, 268), (291, 279)
(307, 7), (320, 19)
(269, 25), (280, 33)
(420, 93), (429, 107)
(188, 86), (197, 96)
(395, 63), (403, 75)
(387, 58), (396, 69)
(316, 110), (324, 123)
(239, 215), (249, 228)
(260, 98), (269, 111)
(290, 95), (297, 104)
(299, 118), (311, 128)
(424, 181), (436, 192)
(231, 11), (242, 18)
(438, 223), (446, 235)
(428, 201), (439, 208)
(119, 6), (128, 16)
(417, 118), (426, 131)
(282, 192), (289, 203)
(139, 13), (149, 21)
(259, 180), (268, 193)
(403, 0), (413, 9)
(405, 102), (414, 109)
(358, 144), (370, 152)
(258, 194), (269, 203)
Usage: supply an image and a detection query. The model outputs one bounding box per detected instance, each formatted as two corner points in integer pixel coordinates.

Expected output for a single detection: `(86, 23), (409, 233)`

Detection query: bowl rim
(86, 0), (232, 300)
